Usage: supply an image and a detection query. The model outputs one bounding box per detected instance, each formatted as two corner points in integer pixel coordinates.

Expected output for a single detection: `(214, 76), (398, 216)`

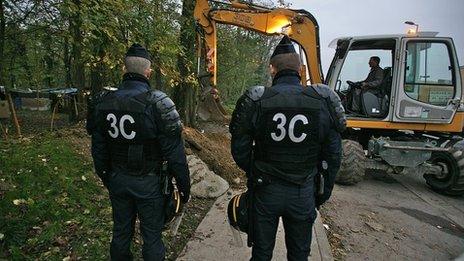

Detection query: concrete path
(323, 170), (464, 260)
(178, 190), (333, 261)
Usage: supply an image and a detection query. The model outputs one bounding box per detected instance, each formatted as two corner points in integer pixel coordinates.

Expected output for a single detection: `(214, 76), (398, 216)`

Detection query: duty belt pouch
(127, 144), (144, 172)
(250, 172), (271, 188)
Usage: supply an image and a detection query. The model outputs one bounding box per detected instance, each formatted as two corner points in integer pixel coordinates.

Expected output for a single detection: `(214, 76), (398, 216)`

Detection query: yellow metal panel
(287, 16), (322, 84)
(347, 119), (426, 131)
(208, 9), (323, 84)
(425, 112), (464, 132)
(347, 112), (464, 133)
(195, 0), (324, 87)
(194, 0), (218, 87)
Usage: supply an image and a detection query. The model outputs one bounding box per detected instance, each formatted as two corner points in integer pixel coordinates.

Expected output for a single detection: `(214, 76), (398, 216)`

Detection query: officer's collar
(272, 69), (301, 86)
(122, 72), (151, 87)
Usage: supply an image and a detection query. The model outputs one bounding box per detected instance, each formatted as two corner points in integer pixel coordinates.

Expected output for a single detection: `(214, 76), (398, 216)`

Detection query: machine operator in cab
(349, 56), (384, 112)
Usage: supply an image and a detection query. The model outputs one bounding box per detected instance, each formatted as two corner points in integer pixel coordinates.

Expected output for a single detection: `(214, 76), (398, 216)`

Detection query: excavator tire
(424, 147), (464, 196)
(336, 139), (366, 185)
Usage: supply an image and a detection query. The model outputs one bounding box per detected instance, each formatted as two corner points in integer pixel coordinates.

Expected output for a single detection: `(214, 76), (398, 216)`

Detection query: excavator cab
(327, 34), (462, 124)
(326, 34), (464, 196)
(328, 38), (396, 119)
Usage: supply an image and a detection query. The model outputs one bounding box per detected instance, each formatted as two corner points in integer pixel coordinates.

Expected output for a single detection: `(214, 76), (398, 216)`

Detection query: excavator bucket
(197, 87), (229, 122)
(194, 5), (230, 123)
(195, 37), (229, 122)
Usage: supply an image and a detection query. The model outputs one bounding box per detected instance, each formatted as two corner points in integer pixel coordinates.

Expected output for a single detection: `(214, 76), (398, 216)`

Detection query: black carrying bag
(161, 161), (182, 227)
(227, 152), (259, 247)
(227, 191), (251, 233)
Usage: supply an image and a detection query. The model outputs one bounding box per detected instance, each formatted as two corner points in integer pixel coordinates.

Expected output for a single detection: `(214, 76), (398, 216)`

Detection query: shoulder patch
(149, 90), (168, 104)
(309, 84), (346, 132)
(303, 85), (322, 99)
(245, 86), (265, 101)
(94, 89), (112, 103)
(148, 90), (182, 135)
(310, 83), (331, 98)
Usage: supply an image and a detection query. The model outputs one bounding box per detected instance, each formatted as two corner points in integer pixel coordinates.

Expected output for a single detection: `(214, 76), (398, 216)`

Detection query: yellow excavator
(194, 0), (323, 121)
(194, 0), (464, 196)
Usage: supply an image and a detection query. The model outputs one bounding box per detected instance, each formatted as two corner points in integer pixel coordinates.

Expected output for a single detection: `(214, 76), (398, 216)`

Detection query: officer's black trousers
(108, 173), (165, 261)
(251, 178), (317, 261)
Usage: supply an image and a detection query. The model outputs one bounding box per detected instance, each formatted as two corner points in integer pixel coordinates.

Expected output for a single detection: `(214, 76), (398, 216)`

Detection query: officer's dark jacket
(230, 69), (342, 200)
(86, 73), (190, 191)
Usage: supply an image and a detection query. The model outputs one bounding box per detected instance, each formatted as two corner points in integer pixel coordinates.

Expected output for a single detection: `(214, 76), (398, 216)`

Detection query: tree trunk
(152, 50), (163, 91)
(18, 43), (34, 87)
(70, 0), (85, 90)
(8, 56), (15, 88)
(0, 0), (5, 86)
(63, 36), (72, 88)
(90, 48), (105, 95)
(43, 33), (54, 88)
(68, 0), (85, 122)
(173, 0), (198, 127)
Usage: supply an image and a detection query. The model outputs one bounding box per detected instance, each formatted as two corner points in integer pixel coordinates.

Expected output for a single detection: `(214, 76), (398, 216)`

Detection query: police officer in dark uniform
(87, 43), (190, 261)
(229, 36), (345, 261)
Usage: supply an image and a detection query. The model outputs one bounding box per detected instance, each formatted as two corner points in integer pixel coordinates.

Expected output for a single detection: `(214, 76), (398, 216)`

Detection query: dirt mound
(183, 127), (244, 187)
(53, 123), (245, 188)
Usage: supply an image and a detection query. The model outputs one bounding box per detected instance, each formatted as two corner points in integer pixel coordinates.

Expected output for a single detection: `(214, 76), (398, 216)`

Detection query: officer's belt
(111, 161), (162, 176)
(253, 161), (316, 186)
(110, 142), (162, 176)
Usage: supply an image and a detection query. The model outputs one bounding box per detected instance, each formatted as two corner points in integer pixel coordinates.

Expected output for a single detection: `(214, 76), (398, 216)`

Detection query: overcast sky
(288, 0), (464, 74)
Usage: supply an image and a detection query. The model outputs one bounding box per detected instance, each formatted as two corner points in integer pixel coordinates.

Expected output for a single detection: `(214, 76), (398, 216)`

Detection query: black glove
(315, 195), (325, 209)
(175, 175), (191, 203)
(102, 178), (109, 188)
(98, 170), (110, 188)
(180, 191), (190, 204)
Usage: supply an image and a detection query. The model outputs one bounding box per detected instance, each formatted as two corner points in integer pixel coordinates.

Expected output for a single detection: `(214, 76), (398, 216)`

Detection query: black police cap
(271, 36), (296, 58)
(125, 43), (152, 62)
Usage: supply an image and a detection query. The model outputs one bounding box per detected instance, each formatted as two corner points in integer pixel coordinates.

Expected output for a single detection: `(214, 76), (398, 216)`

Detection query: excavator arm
(194, 0), (324, 120)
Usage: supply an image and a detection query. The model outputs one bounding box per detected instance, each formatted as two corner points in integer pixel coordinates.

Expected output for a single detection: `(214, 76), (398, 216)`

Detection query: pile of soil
(55, 122), (246, 189)
(183, 127), (245, 187)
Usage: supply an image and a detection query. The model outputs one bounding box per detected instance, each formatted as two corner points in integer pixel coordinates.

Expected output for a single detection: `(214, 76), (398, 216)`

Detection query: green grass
(0, 135), (112, 260)
(0, 132), (216, 260)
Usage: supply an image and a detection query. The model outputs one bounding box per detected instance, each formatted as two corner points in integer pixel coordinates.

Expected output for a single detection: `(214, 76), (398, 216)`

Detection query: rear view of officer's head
(124, 43), (153, 79)
(269, 36), (301, 77)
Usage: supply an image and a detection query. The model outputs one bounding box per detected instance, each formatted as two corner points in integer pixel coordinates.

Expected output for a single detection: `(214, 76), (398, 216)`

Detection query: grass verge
(0, 134), (112, 260)
(0, 132), (215, 260)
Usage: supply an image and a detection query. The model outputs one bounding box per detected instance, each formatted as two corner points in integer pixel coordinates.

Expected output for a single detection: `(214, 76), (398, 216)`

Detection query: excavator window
(337, 49), (393, 93)
(335, 39), (396, 118)
(404, 41), (455, 106)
